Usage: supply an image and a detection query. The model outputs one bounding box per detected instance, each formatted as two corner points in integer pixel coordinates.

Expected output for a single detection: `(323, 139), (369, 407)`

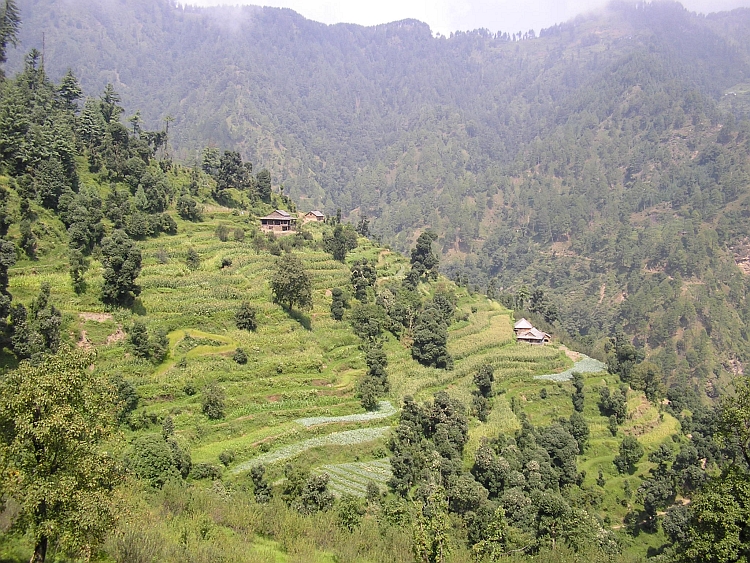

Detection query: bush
(185, 247), (200, 270)
(215, 224), (230, 242)
(235, 302), (258, 331)
(150, 329), (169, 364)
(233, 347), (248, 364)
(251, 464), (272, 504)
(128, 434), (180, 488)
(233, 227), (245, 242)
(218, 450), (235, 467)
(190, 463), (222, 480)
(220, 256), (232, 269)
(614, 436), (644, 474)
(201, 381), (225, 420)
(128, 321), (150, 358)
(177, 195), (202, 221)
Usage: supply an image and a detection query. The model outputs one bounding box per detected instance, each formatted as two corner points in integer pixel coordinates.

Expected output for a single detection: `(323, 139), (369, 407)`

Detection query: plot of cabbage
(533, 354), (607, 382)
(315, 459), (392, 497)
(231, 427), (392, 474)
(295, 401), (397, 427)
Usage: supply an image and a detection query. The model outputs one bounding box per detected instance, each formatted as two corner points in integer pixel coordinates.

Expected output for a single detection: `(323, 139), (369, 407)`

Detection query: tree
(10, 282), (62, 362)
(324, 224), (358, 262)
(350, 258), (376, 302)
(100, 230), (141, 307)
(412, 305), (453, 369)
(100, 83), (123, 124)
(271, 253), (312, 311)
(410, 231), (439, 283)
(674, 468), (750, 563)
(413, 484), (452, 563)
(150, 328), (169, 364)
(58, 69), (82, 113)
(202, 380), (225, 420)
(614, 436), (644, 474)
(185, 247), (200, 270)
(571, 372), (585, 412)
(235, 301), (258, 331)
(127, 321), (150, 358)
(128, 434), (180, 488)
(474, 363), (494, 398)
(0, 349), (119, 563)
(176, 195), (202, 221)
(251, 464), (272, 504)
(330, 287), (347, 321)
(256, 168), (271, 201)
(69, 248), (89, 294)
(0, 0), (20, 72)
(338, 494), (366, 531)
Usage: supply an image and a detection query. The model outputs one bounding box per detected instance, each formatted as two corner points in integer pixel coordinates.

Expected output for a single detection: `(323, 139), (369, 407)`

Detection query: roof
(306, 210), (325, 217)
(514, 318), (533, 330)
(517, 328), (550, 341)
(260, 210), (293, 221)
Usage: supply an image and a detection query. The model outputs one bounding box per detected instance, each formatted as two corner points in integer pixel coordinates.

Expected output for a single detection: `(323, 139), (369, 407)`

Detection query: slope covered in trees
(10, 0), (750, 395)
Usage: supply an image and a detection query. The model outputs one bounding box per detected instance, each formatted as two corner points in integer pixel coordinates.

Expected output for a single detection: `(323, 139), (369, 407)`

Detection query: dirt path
(78, 312), (114, 322)
(558, 345), (581, 362)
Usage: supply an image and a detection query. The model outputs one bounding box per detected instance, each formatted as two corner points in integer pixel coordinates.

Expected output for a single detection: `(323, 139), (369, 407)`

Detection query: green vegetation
(0, 3), (749, 562)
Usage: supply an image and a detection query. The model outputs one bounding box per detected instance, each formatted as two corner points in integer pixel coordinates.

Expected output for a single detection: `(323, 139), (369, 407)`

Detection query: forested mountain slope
(10, 0), (750, 392)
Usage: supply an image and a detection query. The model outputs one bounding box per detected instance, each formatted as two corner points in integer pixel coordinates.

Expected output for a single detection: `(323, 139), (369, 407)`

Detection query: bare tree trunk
(30, 535), (47, 563)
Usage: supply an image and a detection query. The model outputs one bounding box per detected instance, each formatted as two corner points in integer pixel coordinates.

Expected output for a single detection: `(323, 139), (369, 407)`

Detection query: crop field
(6, 203), (677, 527)
(316, 460), (393, 497)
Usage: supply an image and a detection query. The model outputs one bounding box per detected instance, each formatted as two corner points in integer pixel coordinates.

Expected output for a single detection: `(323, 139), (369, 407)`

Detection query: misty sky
(187, 0), (750, 35)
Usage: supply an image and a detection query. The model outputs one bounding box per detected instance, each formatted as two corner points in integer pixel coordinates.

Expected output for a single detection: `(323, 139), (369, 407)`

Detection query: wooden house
(303, 210), (325, 223)
(514, 318), (551, 345)
(260, 210), (295, 233)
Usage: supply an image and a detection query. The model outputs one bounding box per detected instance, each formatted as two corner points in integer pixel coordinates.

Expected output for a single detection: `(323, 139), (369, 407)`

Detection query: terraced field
(14, 204), (670, 511)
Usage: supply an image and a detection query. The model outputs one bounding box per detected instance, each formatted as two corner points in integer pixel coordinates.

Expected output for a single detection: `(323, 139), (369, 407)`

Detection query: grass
(3, 189), (683, 561)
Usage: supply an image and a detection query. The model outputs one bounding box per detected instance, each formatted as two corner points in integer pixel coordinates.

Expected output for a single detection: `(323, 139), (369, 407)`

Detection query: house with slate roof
(514, 318), (551, 345)
(303, 210), (325, 223)
(260, 210), (296, 233)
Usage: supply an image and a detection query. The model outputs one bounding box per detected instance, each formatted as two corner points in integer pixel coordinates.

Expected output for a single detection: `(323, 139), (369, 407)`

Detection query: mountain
(8, 0), (750, 393)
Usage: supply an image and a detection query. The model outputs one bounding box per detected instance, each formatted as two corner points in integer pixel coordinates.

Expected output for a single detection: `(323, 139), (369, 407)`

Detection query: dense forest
(1, 1), (750, 562)
(9, 0), (750, 397)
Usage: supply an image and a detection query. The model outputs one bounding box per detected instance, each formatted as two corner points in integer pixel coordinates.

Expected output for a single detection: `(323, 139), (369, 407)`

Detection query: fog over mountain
(188, 0), (750, 36)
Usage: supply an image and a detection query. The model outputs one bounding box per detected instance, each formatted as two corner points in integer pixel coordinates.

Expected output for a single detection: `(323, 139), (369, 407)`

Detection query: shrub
(185, 247), (200, 270)
(190, 463), (222, 480)
(220, 256), (232, 269)
(219, 450), (235, 467)
(614, 436), (644, 474)
(215, 224), (230, 242)
(128, 321), (150, 358)
(150, 329), (169, 364)
(233, 227), (245, 242)
(235, 302), (258, 331)
(155, 248), (169, 264)
(233, 347), (248, 364)
(128, 434), (180, 488)
(251, 465), (272, 504)
(201, 381), (225, 420)
(177, 195), (202, 221)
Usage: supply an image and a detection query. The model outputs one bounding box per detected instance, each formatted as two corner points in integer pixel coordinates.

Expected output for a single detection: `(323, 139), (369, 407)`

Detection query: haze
(186, 0), (750, 35)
